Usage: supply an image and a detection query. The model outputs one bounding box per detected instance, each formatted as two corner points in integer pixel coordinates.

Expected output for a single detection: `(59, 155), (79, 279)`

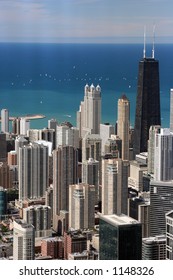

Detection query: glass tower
(133, 57), (161, 156)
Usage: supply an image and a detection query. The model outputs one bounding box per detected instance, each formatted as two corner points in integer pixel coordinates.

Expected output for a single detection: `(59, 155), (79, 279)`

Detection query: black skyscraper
(133, 56), (161, 156)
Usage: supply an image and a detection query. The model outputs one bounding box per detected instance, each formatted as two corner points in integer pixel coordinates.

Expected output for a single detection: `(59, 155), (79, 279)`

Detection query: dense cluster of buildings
(1, 45), (173, 260)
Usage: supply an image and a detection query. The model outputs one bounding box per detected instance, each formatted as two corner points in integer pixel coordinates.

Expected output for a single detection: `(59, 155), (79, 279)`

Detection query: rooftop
(99, 214), (140, 226)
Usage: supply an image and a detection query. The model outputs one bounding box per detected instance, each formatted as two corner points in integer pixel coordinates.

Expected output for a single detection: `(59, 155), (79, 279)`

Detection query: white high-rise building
(1, 108), (9, 133)
(27, 129), (41, 142)
(77, 84), (101, 138)
(147, 125), (161, 174)
(56, 125), (79, 149)
(102, 157), (129, 215)
(69, 183), (95, 230)
(100, 123), (115, 155)
(154, 128), (173, 181)
(18, 143), (49, 201)
(20, 117), (30, 135)
(13, 219), (35, 260)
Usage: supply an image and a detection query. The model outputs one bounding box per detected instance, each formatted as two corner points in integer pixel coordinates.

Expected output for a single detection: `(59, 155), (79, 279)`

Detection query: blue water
(0, 43), (173, 129)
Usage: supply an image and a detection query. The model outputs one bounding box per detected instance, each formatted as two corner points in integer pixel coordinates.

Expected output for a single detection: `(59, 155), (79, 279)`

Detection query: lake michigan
(0, 43), (173, 129)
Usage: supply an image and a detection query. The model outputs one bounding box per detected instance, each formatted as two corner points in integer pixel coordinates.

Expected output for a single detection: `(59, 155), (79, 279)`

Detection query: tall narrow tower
(18, 143), (49, 201)
(53, 146), (78, 231)
(1, 109), (9, 133)
(133, 32), (161, 156)
(117, 94), (130, 160)
(77, 84), (101, 138)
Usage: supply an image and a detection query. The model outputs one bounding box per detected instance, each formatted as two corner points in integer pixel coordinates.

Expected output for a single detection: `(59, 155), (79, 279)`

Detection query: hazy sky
(0, 0), (173, 43)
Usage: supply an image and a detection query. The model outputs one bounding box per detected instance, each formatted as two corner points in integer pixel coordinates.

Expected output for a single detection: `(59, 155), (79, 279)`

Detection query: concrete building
(56, 125), (79, 149)
(82, 158), (99, 204)
(41, 237), (63, 259)
(7, 150), (17, 166)
(64, 230), (87, 260)
(20, 117), (30, 135)
(23, 205), (52, 238)
(128, 196), (150, 238)
(147, 125), (161, 174)
(142, 235), (166, 260)
(128, 160), (147, 192)
(18, 143), (49, 201)
(13, 219), (35, 260)
(104, 135), (122, 158)
(45, 185), (53, 220)
(154, 128), (173, 181)
(117, 95), (130, 160)
(53, 146), (78, 232)
(1, 109), (9, 133)
(69, 183), (95, 230)
(0, 162), (12, 189)
(27, 129), (41, 142)
(149, 180), (173, 236)
(40, 128), (56, 150)
(77, 84), (101, 138)
(99, 214), (142, 260)
(100, 123), (115, 155)
(102, 157), (129, 215)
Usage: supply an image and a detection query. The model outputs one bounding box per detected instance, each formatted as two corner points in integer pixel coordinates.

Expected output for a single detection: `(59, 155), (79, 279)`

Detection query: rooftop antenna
(143, 25), (146, 58)
(152, 24), (156, 59)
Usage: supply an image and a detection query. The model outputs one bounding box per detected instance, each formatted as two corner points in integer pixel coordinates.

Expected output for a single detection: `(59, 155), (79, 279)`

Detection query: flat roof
(99, 214), (140, 226)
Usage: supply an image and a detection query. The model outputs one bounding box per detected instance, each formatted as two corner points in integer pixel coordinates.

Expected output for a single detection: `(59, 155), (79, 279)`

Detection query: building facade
(133, 57), (161, 156)
(53, 146), (78, 231)
(69, 183), (95, 230)
(99, 214), (142, 260)
(13, 219), (35, 260)
(117, 95), (130, 160)
(18, 143), (49, 201)
(102, 157), (129, 215)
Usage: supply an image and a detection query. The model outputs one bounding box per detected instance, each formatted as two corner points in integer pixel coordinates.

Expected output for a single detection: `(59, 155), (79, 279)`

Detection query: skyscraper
(102, 157), (129, 215)
(117, 95), (130, 160)
(154, 128), (173, 181)
(142, 235), (166, 260)
(149, 180), (173, 236)
(82, 158), (99, 204)
(69, 183), (95, 230)
(133, 48), (161, 156)
(147, 125), (161, 174)
(53, 146), (78, 231)
(1, 109), (9, 133)
(23, 205), (52, 238)
(13, 219), (35, 260)
(18, 143), (49, 201)
(20, 117), (30, 135)
(100, 123), (115, 155)
(77, 84), (101, 138)
(99, 214), (142, 260)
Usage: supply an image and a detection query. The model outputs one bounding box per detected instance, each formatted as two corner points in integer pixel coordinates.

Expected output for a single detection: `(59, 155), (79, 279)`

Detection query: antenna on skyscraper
(143, 26), (146, 58)
(152, 24), (156, 59)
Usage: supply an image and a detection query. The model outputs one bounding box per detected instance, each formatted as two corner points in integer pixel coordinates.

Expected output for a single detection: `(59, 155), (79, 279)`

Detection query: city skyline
(0, 0), (173, 43)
